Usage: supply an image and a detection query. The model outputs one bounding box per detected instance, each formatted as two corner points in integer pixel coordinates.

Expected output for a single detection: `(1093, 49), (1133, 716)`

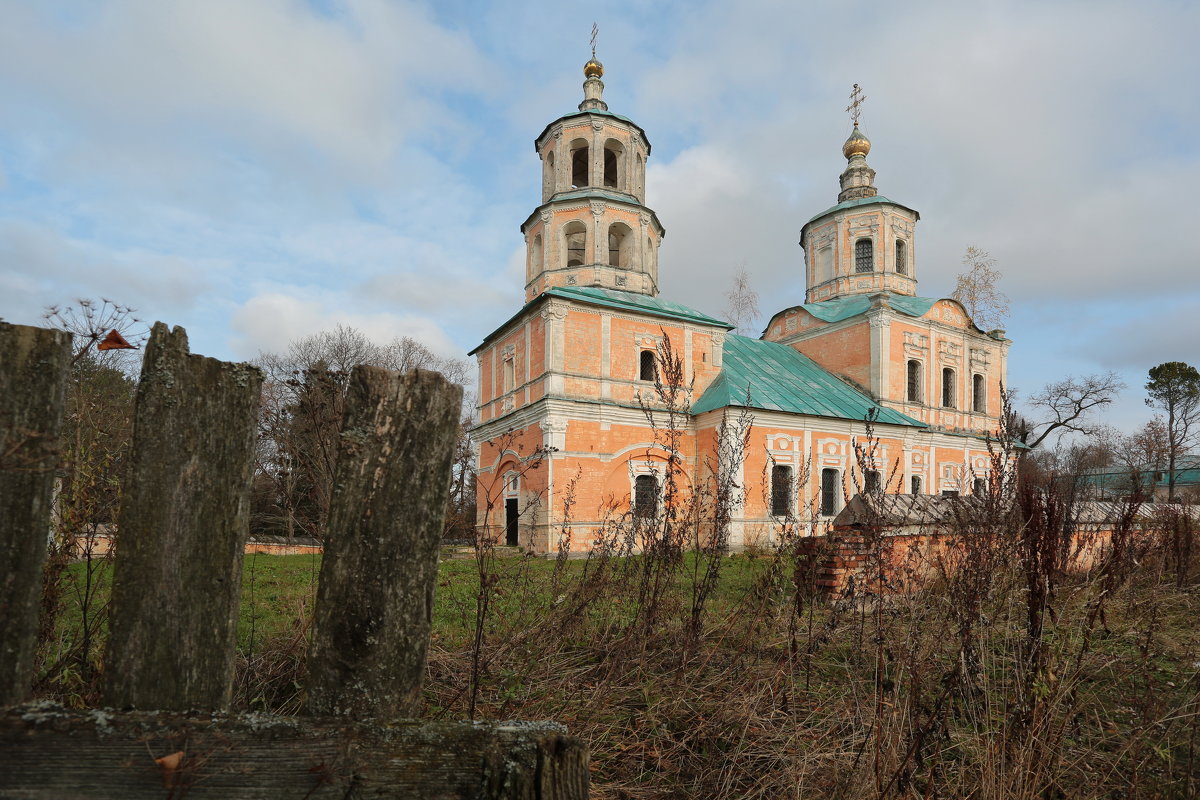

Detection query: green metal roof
(520, 189), (665, 234)
(803, 195), (919, 226)
(469, 286), (732, 355)
(782, 294), (940, 324)
(545, 286), (733, 328)
(535, 110), (650, 154)
(691, 334), (925, 427)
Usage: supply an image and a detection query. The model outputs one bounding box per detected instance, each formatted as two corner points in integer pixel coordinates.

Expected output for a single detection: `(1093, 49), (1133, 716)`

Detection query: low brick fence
(801, 493), (1197, 597)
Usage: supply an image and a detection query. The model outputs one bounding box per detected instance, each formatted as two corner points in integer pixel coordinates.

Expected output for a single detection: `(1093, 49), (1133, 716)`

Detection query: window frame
(854, 238), (874, 273)
(633, 474), (658, 519)
(907, 359), (923, 403)
(639, 349), (657, 382)
(972, 373), (986, 413)
(942, 367), (956, 409)
(820, 468), (840, 516)
(895, 239), (907, 275)
(770, 464), (793, 517)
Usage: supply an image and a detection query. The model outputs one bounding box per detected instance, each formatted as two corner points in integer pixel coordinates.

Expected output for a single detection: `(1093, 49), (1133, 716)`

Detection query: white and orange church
(470, 57), (1011, 553)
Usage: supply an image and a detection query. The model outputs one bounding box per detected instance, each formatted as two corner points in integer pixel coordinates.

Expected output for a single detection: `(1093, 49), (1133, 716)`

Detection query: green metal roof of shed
(545, 286), (733, 328)
(691, 334), (925, 427)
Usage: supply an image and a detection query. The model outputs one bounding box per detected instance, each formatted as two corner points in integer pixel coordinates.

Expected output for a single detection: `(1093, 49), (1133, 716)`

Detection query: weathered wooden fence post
(0, 329), (590, 798)
(0, 322), (71, 706)
(307, 366), (462, 718)
(102, 322), (263, 711)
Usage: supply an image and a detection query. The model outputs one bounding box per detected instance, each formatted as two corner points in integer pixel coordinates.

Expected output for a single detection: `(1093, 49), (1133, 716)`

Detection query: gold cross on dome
(846, 83), (866, 127)
(591, 22), (599, 57)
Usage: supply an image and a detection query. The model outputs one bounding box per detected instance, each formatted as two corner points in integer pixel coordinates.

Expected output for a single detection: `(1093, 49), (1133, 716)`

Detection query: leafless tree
(1145, 361), (1200, 502)
(253, 325), (472, 539)
(952, 247), (1010, 332)
(721, 263), (760, 337)
(1018, 372), (1126, 450)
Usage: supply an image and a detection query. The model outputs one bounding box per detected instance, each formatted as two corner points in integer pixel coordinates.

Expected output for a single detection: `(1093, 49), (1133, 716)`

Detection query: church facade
(470, 59), (1011, 553)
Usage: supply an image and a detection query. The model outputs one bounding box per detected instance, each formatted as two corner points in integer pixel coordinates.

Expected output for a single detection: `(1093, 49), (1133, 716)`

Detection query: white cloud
(229, 289), (460, 359)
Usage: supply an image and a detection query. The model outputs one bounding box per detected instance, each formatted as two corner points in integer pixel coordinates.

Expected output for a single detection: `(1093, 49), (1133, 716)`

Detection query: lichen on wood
(306, 367), (463, 720)
(0, 322), (71, 705)
(102, 322), (263, 712)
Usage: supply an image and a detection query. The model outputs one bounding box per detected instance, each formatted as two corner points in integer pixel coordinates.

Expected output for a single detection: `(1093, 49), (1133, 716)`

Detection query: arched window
(639, 349), (656, 382)
(634, 474), (658, 518)
(820, 468), (840, 516)
(771, 464), (792, 516)
(530, 234), (543, 274)
(865, 469), (883, 493)
(607, 223), (632, 268)
(910, 475), (922, 495)
(895, 240), (907, 275)
(636, 153), (644, 195)
(973, 477), (987, 496)
(854, 238), (873, 273)
(543, 151), (555, 196)
(817, 245), (833, 283)
(646, 236), (656, 272)
(563, 221), (587, 267)
(907, 359), (922, 403)
(942, 368), (956, 409)
(569, 140), (589, 188)
(972, 374), (986, 413)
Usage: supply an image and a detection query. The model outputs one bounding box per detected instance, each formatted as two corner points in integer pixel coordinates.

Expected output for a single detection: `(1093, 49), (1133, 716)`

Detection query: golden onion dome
(842, 125), (871, 159)
(584, 58), (604, 78)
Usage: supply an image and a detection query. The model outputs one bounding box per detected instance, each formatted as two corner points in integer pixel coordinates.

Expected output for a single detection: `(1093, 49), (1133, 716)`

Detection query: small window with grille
(973, 374), (985, 413)
(910, 475), (922, 495)
(907, 360), (922, 403)
(895, 240), (907, 274)
(854, 238), (873, 273)
(865, 469), (882, 493)
(639, 350), (656, 382)
(942, 368), (956, 409)
(771, 464), (792, 516)
(820, 468), (840, 516)
(634, 474), (658, 518)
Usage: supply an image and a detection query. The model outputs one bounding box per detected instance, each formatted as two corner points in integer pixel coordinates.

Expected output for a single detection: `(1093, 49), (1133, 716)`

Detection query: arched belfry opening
(603, 139), (623, 190)
(563, 221), (587, 267)
(607, 222), (633, 268)
(570, 139), (589, 189)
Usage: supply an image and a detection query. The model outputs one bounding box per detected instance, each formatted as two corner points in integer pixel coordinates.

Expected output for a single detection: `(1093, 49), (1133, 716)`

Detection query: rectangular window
(942, 367), (956, 409)
(771, 464), (792, 516)
(972, 373), (986, 413)
(973, 477), (988, 495)
(503, 357), (515, 394)
(854, 239), (873, 273)
(639, 349), (657, 381)
(865, 469), (882, 493)
(907, 360), (922, 403)
(634, 474), (658, 518)
(910, 475), (922, 495)
(820, 468), (839, 516)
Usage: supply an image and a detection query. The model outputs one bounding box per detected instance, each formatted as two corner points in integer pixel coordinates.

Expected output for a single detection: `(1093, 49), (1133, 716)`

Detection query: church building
(470, 57), (1011, 553)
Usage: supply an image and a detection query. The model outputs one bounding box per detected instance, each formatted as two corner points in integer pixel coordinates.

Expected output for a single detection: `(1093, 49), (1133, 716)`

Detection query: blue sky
(1, 0), (1197, 435)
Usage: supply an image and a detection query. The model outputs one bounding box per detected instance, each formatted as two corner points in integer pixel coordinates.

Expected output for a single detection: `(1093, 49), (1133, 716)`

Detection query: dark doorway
(505, 498), (519, 547)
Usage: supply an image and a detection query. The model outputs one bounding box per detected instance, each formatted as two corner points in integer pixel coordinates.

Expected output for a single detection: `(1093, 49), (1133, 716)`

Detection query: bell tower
(520, 52), (665, 302)
(799, 85), (921, 304)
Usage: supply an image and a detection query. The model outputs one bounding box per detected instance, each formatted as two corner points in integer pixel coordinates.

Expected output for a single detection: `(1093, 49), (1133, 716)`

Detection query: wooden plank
(307, 367), (463, 719)
(0, 704), (590, 799)
(102, 323), (263, 712)
(0, 322), (71, 705)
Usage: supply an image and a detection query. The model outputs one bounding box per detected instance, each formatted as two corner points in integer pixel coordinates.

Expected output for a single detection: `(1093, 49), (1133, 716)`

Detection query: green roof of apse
(544, 286), (734, 328)
(793, 294), (940, 324)
(691, 334), (925, 427)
